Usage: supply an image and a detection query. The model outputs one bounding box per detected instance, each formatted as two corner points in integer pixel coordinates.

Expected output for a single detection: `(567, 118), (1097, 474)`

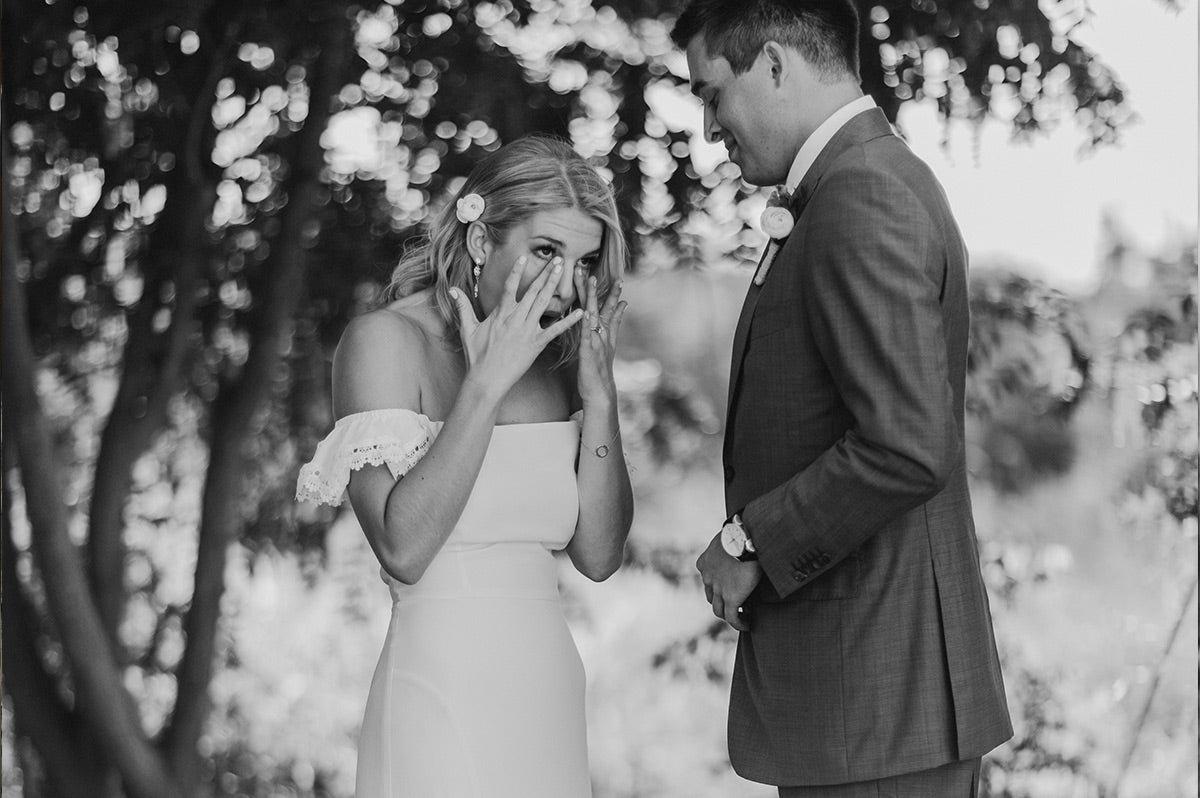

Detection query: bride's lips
(539, 304), (572, 327)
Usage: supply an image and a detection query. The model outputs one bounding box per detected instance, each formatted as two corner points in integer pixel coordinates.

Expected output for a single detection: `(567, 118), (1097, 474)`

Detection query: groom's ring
(591, 325), (604, 333)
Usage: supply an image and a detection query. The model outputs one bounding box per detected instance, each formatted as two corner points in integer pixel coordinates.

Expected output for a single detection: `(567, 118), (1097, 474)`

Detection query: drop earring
(472, 257), (483, 300)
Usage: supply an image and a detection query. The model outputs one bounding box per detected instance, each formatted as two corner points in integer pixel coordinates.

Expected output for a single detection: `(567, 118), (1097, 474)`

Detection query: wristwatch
(720, 513), (757, 562)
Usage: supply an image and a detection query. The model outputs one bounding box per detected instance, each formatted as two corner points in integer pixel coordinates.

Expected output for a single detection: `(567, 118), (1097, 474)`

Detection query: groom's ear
(761, 41), (788, 87)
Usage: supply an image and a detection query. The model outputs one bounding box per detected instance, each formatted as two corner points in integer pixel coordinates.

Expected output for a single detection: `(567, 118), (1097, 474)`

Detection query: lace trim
(295, 429), (433, 507)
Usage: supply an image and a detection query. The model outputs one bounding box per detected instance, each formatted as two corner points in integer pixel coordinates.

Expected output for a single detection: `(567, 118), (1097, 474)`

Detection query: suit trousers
(777, 757), (981, 798)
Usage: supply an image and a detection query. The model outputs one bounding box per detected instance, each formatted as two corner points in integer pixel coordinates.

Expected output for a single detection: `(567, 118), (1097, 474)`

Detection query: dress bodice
(444, 419), (581, 550)
(296, 408), (581, 552)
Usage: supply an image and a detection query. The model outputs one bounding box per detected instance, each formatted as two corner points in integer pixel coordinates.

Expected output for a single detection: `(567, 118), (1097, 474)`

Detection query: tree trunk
(79, 11), (236, 796)
(1, 482), (98, 798)
(2, 135), (182, 798)
(611, 63), (649, 261)
(163, 14), (351, 789)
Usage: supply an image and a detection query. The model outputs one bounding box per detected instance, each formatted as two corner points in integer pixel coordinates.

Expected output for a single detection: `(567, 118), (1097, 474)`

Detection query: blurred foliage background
(2, 0), (1195, 797)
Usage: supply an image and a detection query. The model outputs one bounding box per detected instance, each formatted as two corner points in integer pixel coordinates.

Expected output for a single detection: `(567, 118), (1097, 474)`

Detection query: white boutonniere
(759, 187), (796, 240)
(753, 187), (796, 286)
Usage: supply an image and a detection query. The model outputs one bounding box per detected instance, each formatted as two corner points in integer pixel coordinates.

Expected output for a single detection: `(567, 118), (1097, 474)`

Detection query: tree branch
(86, 8), (240, 659)
(1110, 572), (1198, 797)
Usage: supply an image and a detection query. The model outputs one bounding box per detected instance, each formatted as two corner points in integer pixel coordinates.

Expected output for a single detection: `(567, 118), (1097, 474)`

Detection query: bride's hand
(574, 268), (626, 408)
(451, 256), (584, 399)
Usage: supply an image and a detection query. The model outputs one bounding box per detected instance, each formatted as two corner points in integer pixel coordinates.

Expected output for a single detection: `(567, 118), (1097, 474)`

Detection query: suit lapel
(722, 194), (801, 464)
(722, 108), (897, 467)
(725, 274), (763, 416)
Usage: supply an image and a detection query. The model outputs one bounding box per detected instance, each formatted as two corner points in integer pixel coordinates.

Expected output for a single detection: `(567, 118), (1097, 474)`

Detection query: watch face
(721, 523), (745, 557)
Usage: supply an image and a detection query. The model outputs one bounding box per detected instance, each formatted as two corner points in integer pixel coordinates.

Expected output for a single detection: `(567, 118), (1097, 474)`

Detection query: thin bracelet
(587, 427), (621, 458)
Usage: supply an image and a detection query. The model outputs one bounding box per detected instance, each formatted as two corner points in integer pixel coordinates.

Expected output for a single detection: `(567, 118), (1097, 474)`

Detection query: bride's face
(474, 207), (604, 320)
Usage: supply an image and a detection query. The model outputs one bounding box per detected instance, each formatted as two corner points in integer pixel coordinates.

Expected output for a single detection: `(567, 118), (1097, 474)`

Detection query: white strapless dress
(296, 409), (591, 798)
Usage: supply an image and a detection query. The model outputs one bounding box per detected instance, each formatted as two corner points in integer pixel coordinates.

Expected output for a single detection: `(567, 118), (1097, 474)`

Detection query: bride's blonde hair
(382, 136), (627, 365)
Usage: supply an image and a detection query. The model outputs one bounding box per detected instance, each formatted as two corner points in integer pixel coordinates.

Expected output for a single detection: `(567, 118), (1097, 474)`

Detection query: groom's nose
(704, 105), (723, 144)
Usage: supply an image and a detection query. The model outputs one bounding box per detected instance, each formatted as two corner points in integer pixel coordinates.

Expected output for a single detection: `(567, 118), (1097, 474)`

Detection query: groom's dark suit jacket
(724, 108), (1013, 786)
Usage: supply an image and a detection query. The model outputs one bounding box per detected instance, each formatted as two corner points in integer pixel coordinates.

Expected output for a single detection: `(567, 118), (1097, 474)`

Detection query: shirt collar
(783, 94), (877, 193)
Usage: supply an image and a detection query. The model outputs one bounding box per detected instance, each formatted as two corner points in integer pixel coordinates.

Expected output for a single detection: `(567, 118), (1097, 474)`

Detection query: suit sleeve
(742, 164), (961, 599)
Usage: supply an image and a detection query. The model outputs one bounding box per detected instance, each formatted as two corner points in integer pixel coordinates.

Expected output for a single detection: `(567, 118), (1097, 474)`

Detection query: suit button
(792, 572), (802, 582)
(724, 465), (735, 481)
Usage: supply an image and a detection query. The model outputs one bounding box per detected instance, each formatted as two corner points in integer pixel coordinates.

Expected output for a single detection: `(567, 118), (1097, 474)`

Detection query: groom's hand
(697, 533), (762, 632)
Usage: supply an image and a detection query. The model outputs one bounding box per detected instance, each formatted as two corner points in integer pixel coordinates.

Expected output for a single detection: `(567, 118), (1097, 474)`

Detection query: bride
(296, 136), (632, 798)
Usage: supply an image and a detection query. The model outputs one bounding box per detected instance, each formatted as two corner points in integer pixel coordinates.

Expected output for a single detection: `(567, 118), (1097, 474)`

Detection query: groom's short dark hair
(671, 0), (860, 82)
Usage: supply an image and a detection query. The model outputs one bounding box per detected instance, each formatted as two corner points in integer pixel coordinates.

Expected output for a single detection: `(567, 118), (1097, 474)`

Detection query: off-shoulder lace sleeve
(295, 409), (439, 506)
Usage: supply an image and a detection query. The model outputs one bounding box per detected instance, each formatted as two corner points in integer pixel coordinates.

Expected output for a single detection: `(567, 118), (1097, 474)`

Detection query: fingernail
(552, 262), (562, 273)
(449, 288), (458, 299)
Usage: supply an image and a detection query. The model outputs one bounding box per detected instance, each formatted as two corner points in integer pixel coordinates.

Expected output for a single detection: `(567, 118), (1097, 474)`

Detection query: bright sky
(899, 0), (1198, 293)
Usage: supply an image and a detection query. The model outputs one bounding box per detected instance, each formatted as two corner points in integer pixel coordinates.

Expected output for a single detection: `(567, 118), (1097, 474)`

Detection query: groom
(679, 1), (1013, 795)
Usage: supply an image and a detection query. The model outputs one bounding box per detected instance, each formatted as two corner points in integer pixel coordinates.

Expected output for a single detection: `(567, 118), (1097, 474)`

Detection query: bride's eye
(532, 245), (556, 263)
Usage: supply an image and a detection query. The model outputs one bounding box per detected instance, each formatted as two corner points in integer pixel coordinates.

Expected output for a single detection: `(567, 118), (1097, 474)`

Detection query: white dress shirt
(784, 94), (878, 192)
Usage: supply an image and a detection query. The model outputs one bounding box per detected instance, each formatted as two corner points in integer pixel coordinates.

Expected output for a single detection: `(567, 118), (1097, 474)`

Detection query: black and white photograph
(3, 1), (1196, 797)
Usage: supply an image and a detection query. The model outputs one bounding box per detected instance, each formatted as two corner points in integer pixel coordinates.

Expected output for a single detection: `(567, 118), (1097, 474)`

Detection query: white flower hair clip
(759, 187), (796, 240)
(455, 193), (485, 224)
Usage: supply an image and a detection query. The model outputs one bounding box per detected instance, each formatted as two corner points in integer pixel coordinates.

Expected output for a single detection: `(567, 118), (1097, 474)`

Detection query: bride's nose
(554, 262), (578, 303)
